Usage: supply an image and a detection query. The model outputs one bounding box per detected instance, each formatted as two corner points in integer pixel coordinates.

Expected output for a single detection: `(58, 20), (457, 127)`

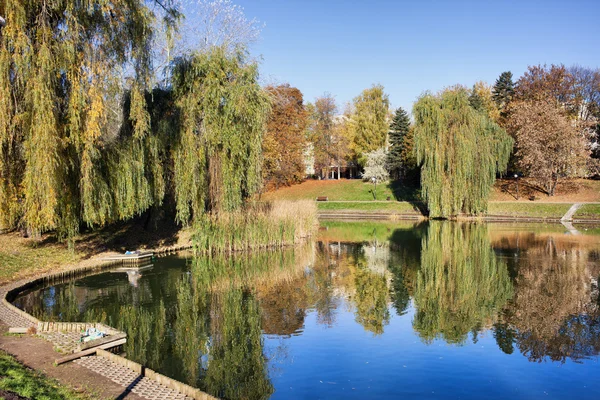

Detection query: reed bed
(192, 200), (317, 254)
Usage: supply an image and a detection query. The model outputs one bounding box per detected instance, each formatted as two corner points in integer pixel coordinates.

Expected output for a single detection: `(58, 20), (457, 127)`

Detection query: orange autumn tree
(263, 84), (309, 189)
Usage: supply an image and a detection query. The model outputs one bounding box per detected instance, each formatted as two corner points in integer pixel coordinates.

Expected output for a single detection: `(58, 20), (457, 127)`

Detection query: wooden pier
(101, 251), (153, 263)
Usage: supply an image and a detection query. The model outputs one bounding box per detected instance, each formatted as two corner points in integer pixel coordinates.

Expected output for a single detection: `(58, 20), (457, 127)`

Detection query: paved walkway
(561, 203), (583, 221)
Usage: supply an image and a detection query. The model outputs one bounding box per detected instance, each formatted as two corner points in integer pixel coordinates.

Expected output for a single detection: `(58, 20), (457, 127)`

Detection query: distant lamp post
(514, 173), (519, 200)
(371, 177), (377, 200)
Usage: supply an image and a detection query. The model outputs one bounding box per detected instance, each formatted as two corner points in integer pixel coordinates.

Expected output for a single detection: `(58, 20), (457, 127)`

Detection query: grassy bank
(317, 200), (600, 220)
(0, 234), (81, 285)
(485, 202), (573, 219)
(263, 179), (600, 220)
(317, 201), (420, 213)
(262, 178), (600, 203)
(575, 204), (600, 219)
(0, 350), (88, 400)
(193, 200), (318, 253)
(261, 179), (419, 202)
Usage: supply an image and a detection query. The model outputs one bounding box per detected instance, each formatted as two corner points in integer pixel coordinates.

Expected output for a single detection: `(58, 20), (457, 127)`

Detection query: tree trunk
(208, 151), (223, 213)
(549, 174), (558, 196)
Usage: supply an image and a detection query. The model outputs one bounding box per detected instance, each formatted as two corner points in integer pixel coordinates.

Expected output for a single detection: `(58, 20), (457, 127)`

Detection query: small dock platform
(101, 251), (153, 264)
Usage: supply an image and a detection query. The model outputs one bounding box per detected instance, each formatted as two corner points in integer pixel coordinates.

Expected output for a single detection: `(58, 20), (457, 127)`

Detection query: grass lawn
(262, 178), (600, 203)
(0, 350), (89, 400)
(0, 234), (81, 285)
(261, 179), (419, 202)
(575, 204), (600, 219)
(486, 203), (572, 218)
(317, 201), (420, 213)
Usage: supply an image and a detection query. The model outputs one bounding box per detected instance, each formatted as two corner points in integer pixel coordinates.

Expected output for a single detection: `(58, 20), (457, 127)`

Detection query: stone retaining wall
(97, 350), (217, 400)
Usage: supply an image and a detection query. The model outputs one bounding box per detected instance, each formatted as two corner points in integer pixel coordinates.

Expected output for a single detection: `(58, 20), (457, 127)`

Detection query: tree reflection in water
(353, 242), (391, 335)
(491, 230), (600, 362)
(11, 221), (600, 399)
(412, 222), (514, 344)
(203, 289), (273, 400)
(119, 248), (312, 400)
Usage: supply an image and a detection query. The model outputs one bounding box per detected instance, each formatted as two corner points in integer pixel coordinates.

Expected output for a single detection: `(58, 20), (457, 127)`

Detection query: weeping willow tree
(0, 0), (180, 237)
(413, 87), (513, 218)
(413, 222), (513, 344)
(0, 1), (271, 239)
(203, 288), (274, 400)
(171, 47), (271, 222)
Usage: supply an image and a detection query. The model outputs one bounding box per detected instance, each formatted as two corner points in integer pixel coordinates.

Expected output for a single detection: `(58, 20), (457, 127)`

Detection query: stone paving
(75, 356), (193, 400)
(39, 331), (83, 354)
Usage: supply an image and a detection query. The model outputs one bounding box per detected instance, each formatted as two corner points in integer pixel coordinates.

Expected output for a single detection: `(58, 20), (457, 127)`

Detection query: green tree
(387, 107), (411, 179)
(354, 264), (390, 335)
(0, 0), (179, 237)
(171, 48), (271, 220)
(203, 289), (273, 400)
(469, 88), (484, 111)
(351, 85), (390, 165)
(492, 71), (515, 113)
(0, 1), (271, 239)
(493, 323), (516, 355)
(413, 87), (513, 218)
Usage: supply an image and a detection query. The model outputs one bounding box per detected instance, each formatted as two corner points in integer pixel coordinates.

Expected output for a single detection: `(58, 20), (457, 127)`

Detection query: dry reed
(193, 200), (317, 254)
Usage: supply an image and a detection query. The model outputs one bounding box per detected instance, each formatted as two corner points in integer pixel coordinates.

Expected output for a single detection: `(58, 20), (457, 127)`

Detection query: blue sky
(234, 0), (600, 113)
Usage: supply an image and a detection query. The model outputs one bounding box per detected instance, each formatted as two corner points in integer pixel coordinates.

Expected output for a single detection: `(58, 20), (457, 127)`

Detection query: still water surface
(14, 221), (600, 399)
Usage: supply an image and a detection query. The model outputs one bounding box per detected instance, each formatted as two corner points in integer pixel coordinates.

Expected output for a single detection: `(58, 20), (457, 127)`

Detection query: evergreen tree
(413, 87), (513, 218)
(469, 88), (484, 111)
(492, 71), (515, 111)
(387, 107), (411, 179)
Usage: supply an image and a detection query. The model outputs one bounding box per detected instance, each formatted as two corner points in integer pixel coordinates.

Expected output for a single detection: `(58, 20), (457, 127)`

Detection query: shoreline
(0, 242), (216, 400)
(318, 212), (600, 224)
(317, 200), (600, 224)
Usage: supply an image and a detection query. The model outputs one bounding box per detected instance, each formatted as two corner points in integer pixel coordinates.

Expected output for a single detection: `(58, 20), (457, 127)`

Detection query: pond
(13, 221), (600, 399)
